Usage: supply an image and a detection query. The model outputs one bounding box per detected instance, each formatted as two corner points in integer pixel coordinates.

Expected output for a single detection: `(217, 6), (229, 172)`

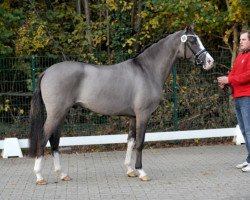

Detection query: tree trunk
(106, 4), (111, 63)
(225, 0), (239, 68)
(231, 24), (238, 68)
(83, 0), (92, 52)
(228, 22), (239, 115)
(131, 0), (138, 31)
(76, 0), (82, 15)
(135, 0), (143, 52)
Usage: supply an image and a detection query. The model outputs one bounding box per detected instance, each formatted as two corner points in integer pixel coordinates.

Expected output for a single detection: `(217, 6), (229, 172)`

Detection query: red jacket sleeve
(228, 54), (250, 86)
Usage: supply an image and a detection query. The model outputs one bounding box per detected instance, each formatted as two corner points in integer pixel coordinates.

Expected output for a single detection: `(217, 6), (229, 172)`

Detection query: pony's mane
(132, 32), (173, 58)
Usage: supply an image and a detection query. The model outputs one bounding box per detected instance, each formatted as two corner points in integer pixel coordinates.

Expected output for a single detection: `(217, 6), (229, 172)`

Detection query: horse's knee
(44, 121), (62, 153)
(127, 129), (136, 140)
(35, 140), (46, 157)
(135, 143), (144, 151)
(49, 135), (60, 153)
(128, 137), (135, 146)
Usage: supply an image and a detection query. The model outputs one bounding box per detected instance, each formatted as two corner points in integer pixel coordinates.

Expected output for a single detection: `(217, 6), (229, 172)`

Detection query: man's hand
(217, 76), (229, 89)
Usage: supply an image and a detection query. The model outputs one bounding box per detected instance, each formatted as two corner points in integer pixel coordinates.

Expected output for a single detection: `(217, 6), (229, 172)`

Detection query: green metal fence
(0, 52), (236, 138)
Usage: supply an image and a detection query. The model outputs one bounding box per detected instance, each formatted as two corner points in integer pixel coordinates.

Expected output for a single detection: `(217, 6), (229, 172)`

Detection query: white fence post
(234, 125), (245, 145)
(1, 138), (23, 158)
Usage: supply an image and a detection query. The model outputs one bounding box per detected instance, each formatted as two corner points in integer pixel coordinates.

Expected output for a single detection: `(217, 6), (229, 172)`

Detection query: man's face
(240, 33), (250, 51)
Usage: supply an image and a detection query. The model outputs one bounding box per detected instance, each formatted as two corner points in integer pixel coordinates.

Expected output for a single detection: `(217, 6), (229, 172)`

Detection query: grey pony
(29, 26), (214, 185)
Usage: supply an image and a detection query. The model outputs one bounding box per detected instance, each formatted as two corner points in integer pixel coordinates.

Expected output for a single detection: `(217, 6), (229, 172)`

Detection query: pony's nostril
(207, 59), (214, 65)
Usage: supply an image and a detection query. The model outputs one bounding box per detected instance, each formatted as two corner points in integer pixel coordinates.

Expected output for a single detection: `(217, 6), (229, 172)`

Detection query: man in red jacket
(218, 30), (250, 172)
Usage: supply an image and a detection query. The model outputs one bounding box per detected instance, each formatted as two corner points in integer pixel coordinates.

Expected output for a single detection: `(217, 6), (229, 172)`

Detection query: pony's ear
(186, 25), (194, 32)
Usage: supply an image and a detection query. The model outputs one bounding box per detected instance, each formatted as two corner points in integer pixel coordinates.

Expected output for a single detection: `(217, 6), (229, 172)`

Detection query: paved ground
(0, 144), (250, 200)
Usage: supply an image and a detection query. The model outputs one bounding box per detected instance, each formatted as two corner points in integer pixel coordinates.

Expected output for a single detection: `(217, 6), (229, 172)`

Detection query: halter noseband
(181, 34), (207, 66)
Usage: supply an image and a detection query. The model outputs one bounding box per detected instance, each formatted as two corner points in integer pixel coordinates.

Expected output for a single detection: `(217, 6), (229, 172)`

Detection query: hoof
(61, 175), (72, 181)
(127, 171), (137, 177)
(36, 179), (47, 185)
(139, 175), (151, 181)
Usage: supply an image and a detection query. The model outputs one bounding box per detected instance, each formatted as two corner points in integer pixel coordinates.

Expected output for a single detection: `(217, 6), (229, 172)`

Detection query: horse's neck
(136, 34), (180, 88)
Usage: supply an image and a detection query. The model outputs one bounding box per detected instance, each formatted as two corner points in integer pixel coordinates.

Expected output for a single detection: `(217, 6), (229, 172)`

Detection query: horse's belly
(77, 78), (135, 116)
(78, 98), (134, 116)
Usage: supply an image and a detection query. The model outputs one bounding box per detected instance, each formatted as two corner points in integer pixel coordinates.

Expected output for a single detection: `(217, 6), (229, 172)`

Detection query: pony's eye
(189, 37), (197, 43)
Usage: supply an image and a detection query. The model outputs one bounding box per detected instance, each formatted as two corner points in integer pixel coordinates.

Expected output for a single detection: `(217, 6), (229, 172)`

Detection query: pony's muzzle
(203, 54), (214, 70)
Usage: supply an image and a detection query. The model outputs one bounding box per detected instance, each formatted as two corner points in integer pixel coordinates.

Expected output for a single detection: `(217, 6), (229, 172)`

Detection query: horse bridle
(181, 34), (207, 66)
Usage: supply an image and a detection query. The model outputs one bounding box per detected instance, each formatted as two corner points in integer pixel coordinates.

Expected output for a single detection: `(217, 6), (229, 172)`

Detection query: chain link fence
(0, 52), (236, 138)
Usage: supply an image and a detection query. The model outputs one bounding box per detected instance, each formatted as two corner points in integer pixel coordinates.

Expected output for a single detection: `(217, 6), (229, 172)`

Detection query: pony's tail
(29, 73), (45, 158)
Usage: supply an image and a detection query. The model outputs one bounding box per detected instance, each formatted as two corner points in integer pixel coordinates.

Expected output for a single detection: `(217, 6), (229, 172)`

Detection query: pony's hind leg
(34, 156), (47, 185)
(33, 125), (49, 185)
(53, 152), (71, 181)
(124, 117), (137, 177)
(34, 112), (69, 185)
(49, 134), (71, 181)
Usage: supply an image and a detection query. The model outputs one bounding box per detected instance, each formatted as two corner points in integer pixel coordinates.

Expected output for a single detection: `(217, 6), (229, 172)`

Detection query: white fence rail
(0, 126), (245, 158)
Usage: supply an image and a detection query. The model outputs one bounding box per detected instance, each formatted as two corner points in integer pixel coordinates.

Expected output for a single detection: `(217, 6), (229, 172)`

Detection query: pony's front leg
(124, 117), (137, 177)
(125, 138), (137, 177)
(135, 145), (150, 181)
(135, 114), (151, 181)
(34, 156), (47, 185)
(53, 151), (71, 181)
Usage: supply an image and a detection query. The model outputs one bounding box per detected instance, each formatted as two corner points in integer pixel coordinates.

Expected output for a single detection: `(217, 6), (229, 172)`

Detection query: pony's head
(178, 26), (214, 70)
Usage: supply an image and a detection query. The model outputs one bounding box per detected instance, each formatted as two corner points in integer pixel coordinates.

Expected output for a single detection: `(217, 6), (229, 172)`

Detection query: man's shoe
(242, 165), (250, 172)
(236, 161), (248, 169)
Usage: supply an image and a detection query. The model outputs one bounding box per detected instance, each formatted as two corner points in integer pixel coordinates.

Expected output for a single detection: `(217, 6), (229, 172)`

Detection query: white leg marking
(53, 152), (61, 172)
(138, 169), (147, 178)
(53, 151), (68, 180)
(34, 156), (44, 181)
(125, 138), (135, 174)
